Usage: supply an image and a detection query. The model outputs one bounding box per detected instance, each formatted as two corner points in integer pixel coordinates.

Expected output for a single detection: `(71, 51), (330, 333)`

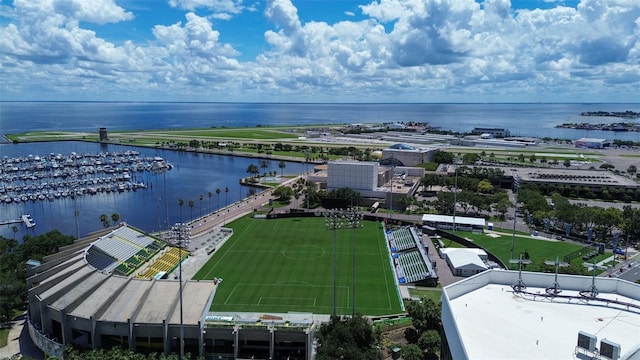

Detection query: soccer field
(192, 216), (404, 316)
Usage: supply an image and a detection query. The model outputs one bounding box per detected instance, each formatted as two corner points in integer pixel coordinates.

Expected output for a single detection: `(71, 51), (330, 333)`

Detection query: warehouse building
(574, 137), (611, 149)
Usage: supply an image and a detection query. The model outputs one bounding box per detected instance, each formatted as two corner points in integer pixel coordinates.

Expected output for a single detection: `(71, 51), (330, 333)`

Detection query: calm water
(1, 102), (639, 239)
(0, 141), (307, 240)
(1, 102), (639, 141)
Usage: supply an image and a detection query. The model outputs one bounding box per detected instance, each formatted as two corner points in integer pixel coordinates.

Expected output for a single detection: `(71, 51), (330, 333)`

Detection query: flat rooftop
(444, 270), (640, 359)
(509, 167), (639, 187)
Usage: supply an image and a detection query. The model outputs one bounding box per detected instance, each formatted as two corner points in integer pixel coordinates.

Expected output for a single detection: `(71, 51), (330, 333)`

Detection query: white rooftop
(422, 214), (486, 227)
(443, 248), (487, 270)
(443, 270), (640, 360)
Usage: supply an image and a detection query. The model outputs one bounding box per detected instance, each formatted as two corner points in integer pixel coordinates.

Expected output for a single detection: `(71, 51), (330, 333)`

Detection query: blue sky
(0, 0), (638, 103)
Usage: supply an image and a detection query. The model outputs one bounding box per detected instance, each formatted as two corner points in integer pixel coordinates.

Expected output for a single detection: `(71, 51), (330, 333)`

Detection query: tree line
(0, 231), (75, 323)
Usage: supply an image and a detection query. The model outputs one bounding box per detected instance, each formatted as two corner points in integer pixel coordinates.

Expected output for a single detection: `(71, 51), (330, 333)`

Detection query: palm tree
(278, 160), (286, 177)
(225, 187), (229, 206)
(188, 200), (195, 220)
(260, 160), (270, 176)
(111, 213), (120, 224)
(199, 194), (204, 216)
(208, 191), (212, 212)
(11, 225), (18, 240)
(246, 164), (259, 178)
(216, 188), (221, 210)
(99, 214), (110, 228)
(178, 198), (184, 222)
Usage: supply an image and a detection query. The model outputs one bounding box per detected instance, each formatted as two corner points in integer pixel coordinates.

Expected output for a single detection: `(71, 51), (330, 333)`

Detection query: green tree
(188, 199), (195, 220)
(178, 198), (184, 222)
(418, 330), (441, 359)
(627, 165), (637, 175)
(462, 152), (480, 165)
(278, 160), (286, 176)
(99, 213), (110, 228)
(199, 194), (204, 215)
(272, 186), (294, 202)
(260, 160), (270, 176)
(111, 213), (120, 224)
(246, 164), (259, 178)
(315, 315), (380, 360)
(477, 179), (494, 193)
(215, 188), (221, 210)
(0, 231), (74, 323)
(433, 150), (455, 164)
(406, 297), (441, 334)
(207, 191), (212, 212)
(401, 344), (423, 360)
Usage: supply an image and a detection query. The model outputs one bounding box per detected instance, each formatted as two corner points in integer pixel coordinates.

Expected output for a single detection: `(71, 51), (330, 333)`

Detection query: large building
(381, 143), (436, 167)
(26, 224), (318, 359)
(442, 269), (640, 360)
(471, 127), (511, 138)
(575, 137), (612, 149)
(323, 160), (424, 210)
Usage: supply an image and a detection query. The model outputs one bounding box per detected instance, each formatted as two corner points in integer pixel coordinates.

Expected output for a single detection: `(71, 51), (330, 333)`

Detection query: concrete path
(0, 314), (44, 360)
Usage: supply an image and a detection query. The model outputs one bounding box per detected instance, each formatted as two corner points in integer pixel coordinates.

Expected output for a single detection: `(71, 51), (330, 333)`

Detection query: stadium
(24, 210), (439, 359)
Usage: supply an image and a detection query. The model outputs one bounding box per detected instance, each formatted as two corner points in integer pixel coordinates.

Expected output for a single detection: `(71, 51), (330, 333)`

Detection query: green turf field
(452, 230), (609, 271)
(192, 216), (403, 316)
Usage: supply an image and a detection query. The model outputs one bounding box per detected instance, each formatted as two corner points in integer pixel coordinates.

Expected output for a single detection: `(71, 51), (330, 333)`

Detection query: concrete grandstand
(25, 224), (319, 359)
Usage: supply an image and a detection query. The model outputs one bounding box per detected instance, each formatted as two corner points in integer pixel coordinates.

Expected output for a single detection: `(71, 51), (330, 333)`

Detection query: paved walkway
(0, 314), (44, 360)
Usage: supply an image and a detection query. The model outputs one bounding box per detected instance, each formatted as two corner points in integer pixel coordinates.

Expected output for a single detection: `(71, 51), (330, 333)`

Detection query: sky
(0, 0), (639, 103)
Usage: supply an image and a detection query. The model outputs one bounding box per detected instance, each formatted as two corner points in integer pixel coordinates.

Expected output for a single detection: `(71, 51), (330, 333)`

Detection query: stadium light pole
(345, 208), (363, 316)
(171, 222), (190, 359)
(510, 175), (520, 269)
(325, 210), (345, 315)
(452, 166), (458, 232)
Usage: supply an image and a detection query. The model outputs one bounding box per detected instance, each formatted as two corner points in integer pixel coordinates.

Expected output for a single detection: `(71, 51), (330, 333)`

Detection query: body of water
(1, 102), (639, 141)
(1, 102), (639, 240)
(0, 141), (307, 240)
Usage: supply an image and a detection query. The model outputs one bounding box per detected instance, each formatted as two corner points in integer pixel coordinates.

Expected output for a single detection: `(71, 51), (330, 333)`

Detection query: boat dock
(0, 214), (36, 228)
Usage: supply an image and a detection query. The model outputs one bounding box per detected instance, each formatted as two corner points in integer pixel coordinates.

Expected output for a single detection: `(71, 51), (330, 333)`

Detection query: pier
(0, 214), (36, 228)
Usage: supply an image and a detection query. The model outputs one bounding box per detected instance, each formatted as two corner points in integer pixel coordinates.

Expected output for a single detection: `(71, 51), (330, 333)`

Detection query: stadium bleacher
(85, 226), (167, 276)
(85, 248), (119, 272)
(136, 247), (189, 279)
(386, 226), (438, 285)
(397, 250), (429, 283)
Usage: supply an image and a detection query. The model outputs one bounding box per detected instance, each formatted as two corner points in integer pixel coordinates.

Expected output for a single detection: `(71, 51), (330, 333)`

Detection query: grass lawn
(452, 230), (604, 271)
(193, 216), (403, 316)
(408, 287), (442, 303)
(0, 328), (9, 348)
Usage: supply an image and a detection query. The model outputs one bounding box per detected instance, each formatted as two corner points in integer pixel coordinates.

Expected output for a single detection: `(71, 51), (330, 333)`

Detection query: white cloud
(0, 0), (638, 102)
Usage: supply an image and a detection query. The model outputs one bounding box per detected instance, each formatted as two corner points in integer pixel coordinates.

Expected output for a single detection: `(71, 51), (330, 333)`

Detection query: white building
(442, 269), (640, 360)
(421, 214), (486, 232)
(327, 160), (379, 192)
(381, 143), (436, 167)
(440, 248), (488, 277)
(322, 160), (424, 209)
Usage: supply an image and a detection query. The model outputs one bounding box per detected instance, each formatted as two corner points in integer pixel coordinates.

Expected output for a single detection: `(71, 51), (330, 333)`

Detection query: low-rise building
(441, 269), (640, 360)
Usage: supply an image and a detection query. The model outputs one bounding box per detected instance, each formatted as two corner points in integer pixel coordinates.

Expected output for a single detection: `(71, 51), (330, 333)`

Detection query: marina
(0, 141), (309, 240)
(0, 150), (173, 205)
